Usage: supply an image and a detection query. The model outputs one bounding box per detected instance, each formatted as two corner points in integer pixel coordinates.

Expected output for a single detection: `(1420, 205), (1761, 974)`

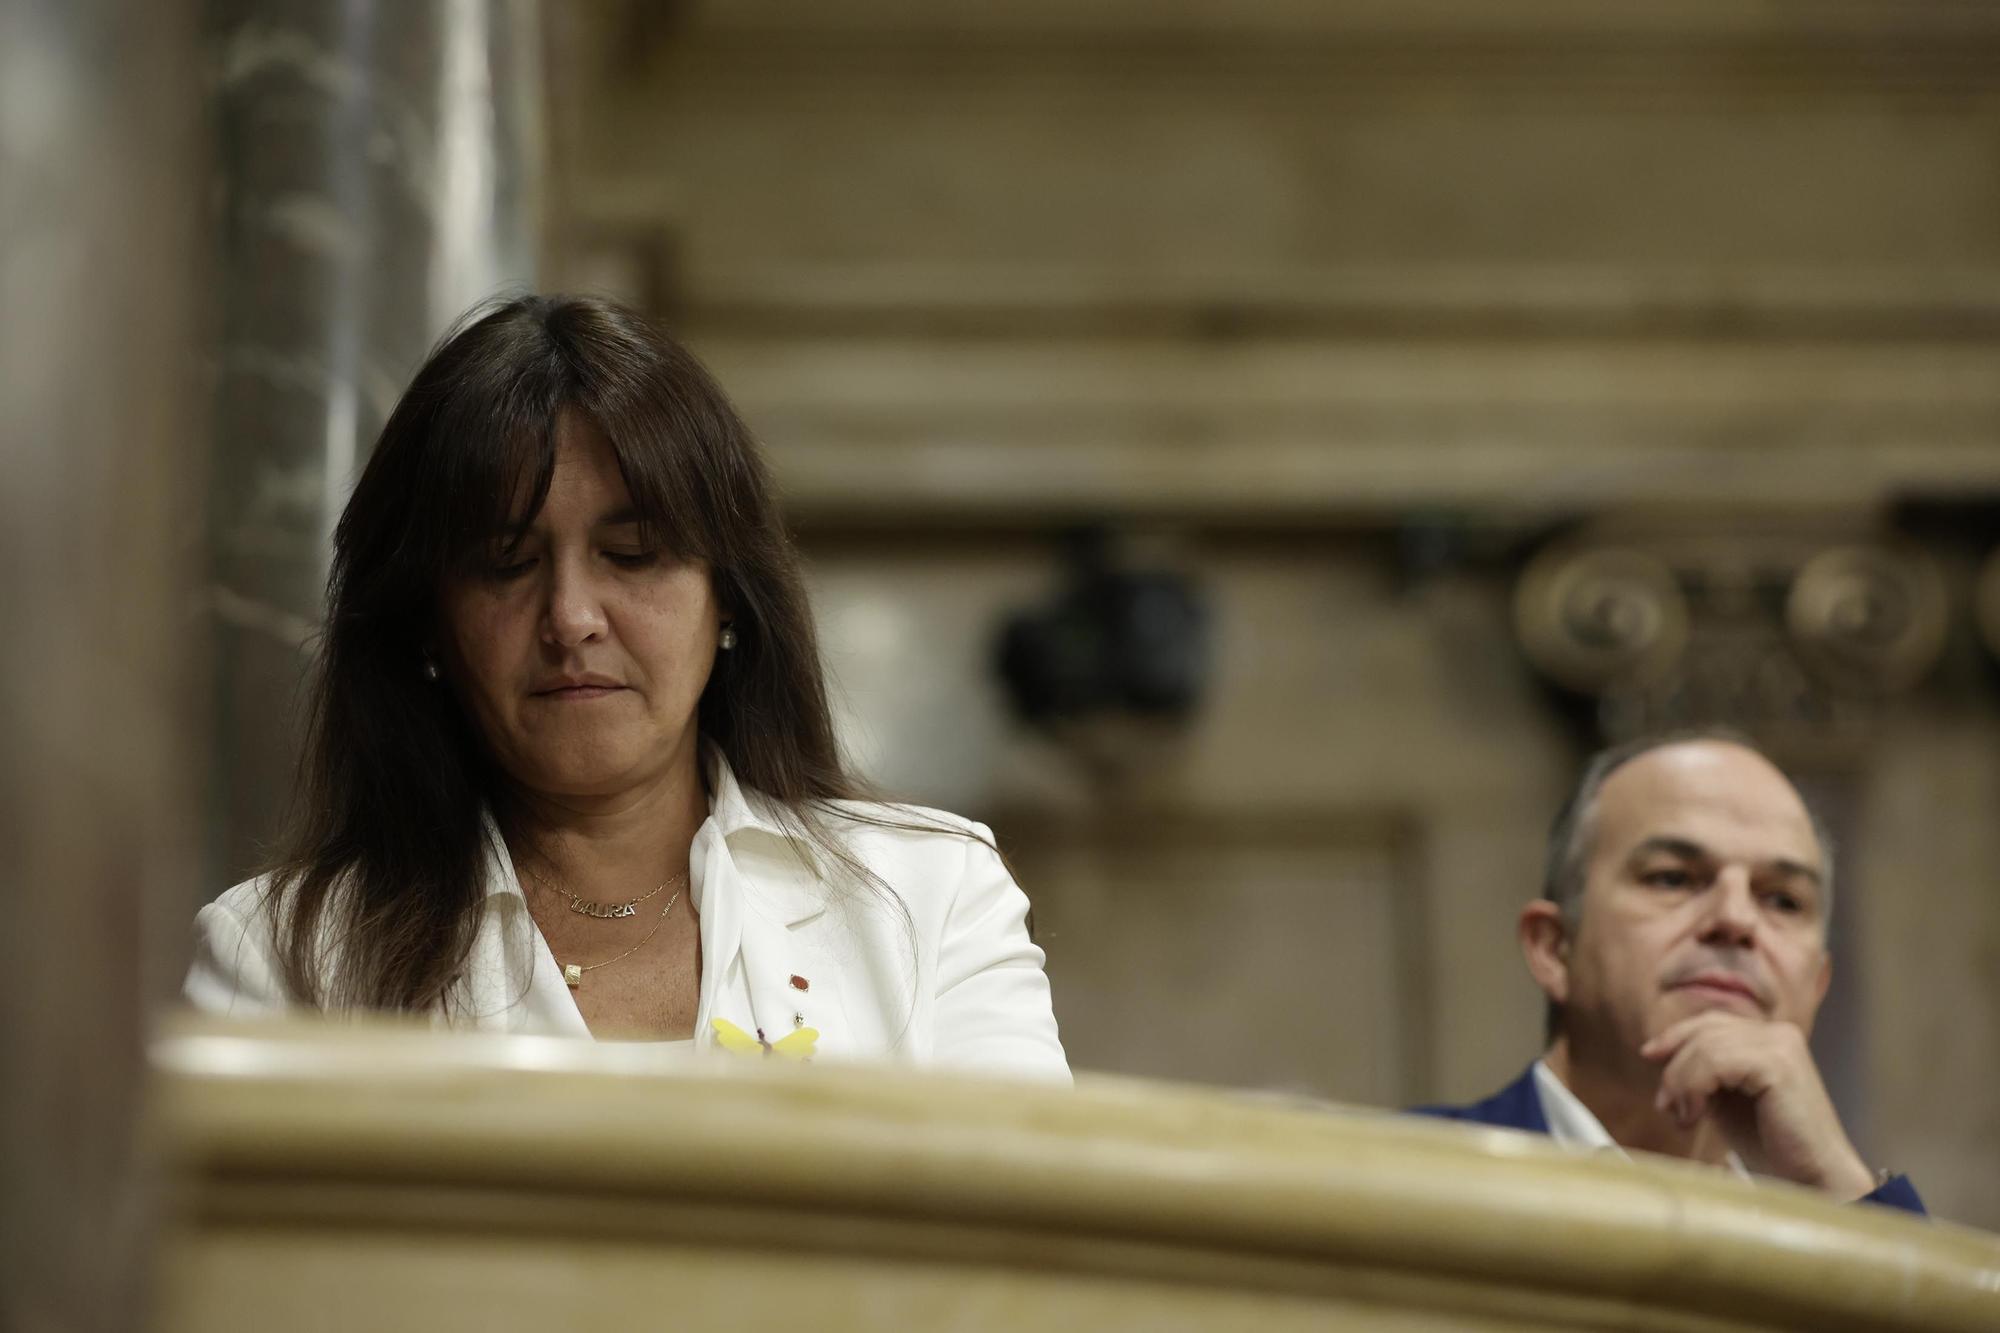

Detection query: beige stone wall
(549, 0), (2000, 1225)
(552, 0), (2000, 518)
(1854, 705), (2000, 1216)
(807, 543), (1571, 1107)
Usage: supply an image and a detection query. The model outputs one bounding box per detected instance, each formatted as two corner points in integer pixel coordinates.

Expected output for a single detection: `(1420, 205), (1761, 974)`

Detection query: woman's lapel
(700, 828), (844, 1057)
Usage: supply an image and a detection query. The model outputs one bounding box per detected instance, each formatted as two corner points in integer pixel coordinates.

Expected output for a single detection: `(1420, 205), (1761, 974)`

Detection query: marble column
(0, 1), (208, 1328)
(206, 0), (542, 885)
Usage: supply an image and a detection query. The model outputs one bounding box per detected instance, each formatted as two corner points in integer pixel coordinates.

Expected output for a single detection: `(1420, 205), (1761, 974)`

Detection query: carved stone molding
(1514, 545), (1690, 695)
(1514, 529), (1948, 745)
(1787, 545), (1949, 694)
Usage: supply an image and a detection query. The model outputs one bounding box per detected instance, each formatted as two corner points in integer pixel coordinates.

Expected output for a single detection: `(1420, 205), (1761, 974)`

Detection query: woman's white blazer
(185, 754), (1069, 1083)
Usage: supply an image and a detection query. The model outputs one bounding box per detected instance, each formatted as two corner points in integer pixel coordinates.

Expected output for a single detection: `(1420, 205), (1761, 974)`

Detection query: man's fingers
(1642, 1015), (1860, 1192)
(1656, 1040), (1712, 1125)
(1654, 1024), (1769, 1124)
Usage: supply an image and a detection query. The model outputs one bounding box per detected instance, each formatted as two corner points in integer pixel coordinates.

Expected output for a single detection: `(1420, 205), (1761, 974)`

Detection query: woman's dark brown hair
(266, 293), (889, 1012)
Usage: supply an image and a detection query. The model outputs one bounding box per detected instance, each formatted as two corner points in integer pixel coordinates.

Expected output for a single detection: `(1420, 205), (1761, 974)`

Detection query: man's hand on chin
(1639, 1012), (1878, 1200)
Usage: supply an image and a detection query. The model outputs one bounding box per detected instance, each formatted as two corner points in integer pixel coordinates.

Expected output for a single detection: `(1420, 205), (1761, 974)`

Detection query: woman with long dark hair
(186, 294), (1067, 1077)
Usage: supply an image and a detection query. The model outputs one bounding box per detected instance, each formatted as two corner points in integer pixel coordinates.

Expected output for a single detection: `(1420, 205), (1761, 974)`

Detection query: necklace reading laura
(553, 886), (682, 989)
(525, 865), (681, 920)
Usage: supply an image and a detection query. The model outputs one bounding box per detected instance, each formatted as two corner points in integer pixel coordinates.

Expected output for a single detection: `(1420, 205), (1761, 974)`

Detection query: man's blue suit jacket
(1412, 1064), (1926, 1216)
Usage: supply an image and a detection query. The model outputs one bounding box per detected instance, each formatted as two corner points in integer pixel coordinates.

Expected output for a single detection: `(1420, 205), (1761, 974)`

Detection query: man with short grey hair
(1414, 732), (1923, 1213)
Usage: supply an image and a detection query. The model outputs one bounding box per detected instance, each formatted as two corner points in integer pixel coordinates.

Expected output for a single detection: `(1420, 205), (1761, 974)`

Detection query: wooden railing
(150, 1021), (2000, 1332)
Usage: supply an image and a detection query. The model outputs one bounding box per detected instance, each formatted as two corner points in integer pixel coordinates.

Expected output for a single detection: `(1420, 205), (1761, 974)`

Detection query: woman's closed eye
(483, 554), (537, 581)
(473, 546), (660, 578)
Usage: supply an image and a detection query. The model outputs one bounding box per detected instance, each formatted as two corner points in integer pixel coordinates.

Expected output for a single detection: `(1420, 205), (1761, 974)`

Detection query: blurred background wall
(538, 0), (2000, 1225)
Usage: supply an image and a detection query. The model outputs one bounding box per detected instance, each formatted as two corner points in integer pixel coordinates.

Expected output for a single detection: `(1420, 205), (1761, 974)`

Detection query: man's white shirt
(1532, 1058), (1751, 1180)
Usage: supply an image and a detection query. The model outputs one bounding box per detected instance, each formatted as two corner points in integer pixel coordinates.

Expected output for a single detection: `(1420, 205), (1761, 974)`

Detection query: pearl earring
(422, 656), (440, 681)
(718, 626), (738, 651)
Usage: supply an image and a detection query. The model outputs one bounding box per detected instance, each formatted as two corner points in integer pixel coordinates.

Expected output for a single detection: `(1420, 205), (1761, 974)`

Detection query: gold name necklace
(525, 865), (680, 920)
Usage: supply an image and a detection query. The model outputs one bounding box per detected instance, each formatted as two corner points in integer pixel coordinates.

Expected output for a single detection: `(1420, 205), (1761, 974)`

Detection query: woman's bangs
(439, 395), (561, 568)
(601, 417), (713, 564)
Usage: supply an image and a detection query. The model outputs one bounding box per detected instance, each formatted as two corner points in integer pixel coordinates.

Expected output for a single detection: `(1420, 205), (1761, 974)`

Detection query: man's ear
(1519, 899), (1572, 1007)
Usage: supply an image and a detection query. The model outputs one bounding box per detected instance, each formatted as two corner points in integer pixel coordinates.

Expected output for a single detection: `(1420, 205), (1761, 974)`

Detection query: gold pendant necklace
(559, 887), (681, 989)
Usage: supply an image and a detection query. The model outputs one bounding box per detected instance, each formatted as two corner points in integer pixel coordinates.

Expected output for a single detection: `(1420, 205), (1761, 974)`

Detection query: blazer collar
(702, 747), (826, 929)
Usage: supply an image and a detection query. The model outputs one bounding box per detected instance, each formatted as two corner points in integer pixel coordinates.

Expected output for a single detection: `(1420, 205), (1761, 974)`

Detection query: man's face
(1559, 741), (1833, 1057)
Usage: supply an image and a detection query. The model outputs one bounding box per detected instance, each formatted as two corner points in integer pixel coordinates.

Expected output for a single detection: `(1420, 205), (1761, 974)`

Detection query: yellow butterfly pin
(711, 1018), (819, 1060)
